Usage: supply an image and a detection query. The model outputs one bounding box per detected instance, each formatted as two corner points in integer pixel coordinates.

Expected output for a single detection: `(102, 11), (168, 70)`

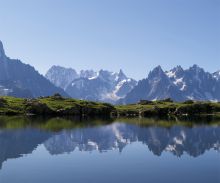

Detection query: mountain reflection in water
(44, 122), (220, 157)
(0, 117), (220, 170)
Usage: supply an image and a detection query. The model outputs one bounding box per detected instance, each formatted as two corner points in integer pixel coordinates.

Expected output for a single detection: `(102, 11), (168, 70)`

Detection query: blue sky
(0, 0), (219, 79)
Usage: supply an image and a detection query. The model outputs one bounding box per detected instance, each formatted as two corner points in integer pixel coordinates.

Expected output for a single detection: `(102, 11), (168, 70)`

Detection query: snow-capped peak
(189, 64), (204, 73)
(118, 69), (127, 81)
(148, 65), (165, 79)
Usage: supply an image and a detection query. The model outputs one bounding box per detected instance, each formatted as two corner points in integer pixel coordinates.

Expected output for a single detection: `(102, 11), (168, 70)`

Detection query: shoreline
(0, 95), (220, 119)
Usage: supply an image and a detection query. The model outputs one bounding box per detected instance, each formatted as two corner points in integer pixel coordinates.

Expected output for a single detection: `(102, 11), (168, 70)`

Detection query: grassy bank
(0, 95), (115, 117)
(115, 99), (220, 118)
(0, 95), (220, 118)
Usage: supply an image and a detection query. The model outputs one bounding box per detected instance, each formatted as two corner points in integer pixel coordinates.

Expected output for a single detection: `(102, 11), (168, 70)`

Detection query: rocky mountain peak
(189, 64), (204, 73)
(0, 40), (5, 59)
(172, 65), (184, 73)
(148, 65), (166, 80)
(45, 65), (78, 90)
(118, 69), (127, 81)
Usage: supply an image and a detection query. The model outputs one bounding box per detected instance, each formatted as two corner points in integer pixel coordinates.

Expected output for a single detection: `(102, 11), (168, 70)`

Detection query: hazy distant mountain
(119, 65), (220, 104)
(45, 66), (78, 90)
(45, 67), (99, 90)
(80, 69), (97, 79)
(66, 69), (137, 103)
(0, 41), (68, 98)
(46, 66), (137, 103)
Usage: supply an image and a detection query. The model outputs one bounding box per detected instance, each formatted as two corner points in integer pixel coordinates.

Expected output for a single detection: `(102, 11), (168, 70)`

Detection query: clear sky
(0, 0), (219, 79)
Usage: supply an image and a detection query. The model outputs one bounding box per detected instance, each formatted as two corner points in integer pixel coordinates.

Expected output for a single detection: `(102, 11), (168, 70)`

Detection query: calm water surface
(0, 117), (219, 183)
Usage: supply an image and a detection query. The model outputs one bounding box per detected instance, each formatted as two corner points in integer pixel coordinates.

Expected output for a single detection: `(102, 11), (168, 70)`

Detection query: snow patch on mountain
(213, 71), (220, 80)
(0, 85), (12, 96)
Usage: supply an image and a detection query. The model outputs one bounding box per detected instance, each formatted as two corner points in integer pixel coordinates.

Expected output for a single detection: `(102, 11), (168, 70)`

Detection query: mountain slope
(0, 41), (68, 98)
(120, 65), (220, 104)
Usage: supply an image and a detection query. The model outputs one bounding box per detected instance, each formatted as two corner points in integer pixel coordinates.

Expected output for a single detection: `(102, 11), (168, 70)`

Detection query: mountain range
(46, 64), (220, 104)
(119, 65), (220, 104)
(1, 40), (220, 104)
(46, 66), (137, 103)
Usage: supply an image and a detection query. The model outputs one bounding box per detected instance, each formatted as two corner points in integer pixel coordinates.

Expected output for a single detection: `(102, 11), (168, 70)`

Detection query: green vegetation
(0, 95), (220, 119)
(0, 94), (115, 117)
(115, 99), (220, 118)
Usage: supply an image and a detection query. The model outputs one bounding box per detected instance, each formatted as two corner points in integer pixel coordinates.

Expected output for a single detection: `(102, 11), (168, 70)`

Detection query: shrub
(183, 100), (194, 104)
(25, 99), (53, 114)
(51, 93), (64, 100)
(161, 98), (173, 103)
(0, 98), (6, 107)
(138, 100), (154, 105)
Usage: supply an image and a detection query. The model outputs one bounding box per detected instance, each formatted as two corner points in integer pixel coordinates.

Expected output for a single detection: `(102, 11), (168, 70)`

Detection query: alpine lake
(0, 116), (219, 183)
